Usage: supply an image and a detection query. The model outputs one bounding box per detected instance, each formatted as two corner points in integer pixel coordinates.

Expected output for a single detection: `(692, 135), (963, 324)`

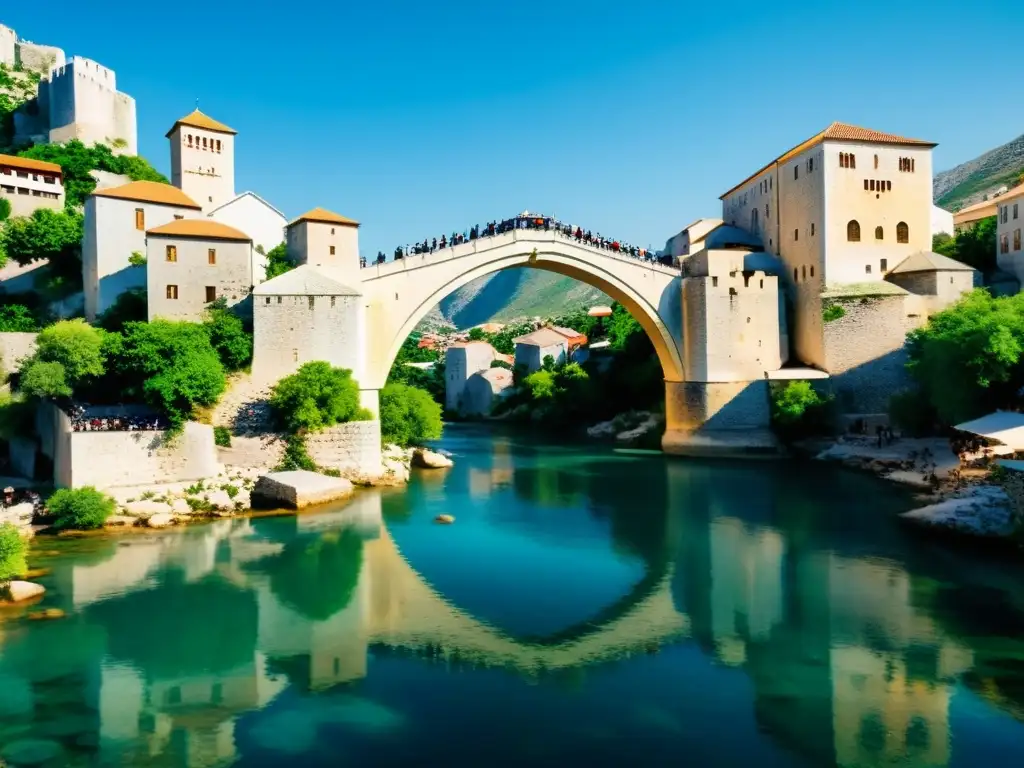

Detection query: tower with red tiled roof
(167, 109), (238, 213)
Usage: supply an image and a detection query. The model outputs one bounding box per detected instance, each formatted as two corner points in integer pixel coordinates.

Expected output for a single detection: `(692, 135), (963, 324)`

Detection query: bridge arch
(359, 230), (684, 390)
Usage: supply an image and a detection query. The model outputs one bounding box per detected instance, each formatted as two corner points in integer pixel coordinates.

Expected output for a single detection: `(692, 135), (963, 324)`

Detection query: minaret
(166, 108), (236, 213)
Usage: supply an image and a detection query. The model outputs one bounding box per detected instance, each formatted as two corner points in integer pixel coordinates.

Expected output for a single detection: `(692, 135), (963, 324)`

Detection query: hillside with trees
(934, 131), (1024, 211)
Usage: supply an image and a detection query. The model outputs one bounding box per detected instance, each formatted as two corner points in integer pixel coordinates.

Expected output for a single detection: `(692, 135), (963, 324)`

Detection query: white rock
(4, 581), (45, 603)
(122, 500), (171, 518)
(170, 498), (192, 515)
(205, 490), (235, 511)
(234, 490), (251, 510)
(146, 513), (175, 529)
(104, 515), (136, 528)
(253, 471), (354, 509)
(412, 448), (454, 469)
(901, 486), (1015, 538)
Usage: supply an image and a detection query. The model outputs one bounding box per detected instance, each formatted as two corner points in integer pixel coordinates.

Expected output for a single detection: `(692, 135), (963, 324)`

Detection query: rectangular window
(166, 284), (178, 299)
(1001, 234), (1010, 254)
(865, 264), (872, 274)
(16, 171), (27, 178)
(135, 208), (145, 230)
(174, 214), (184, 220)
(881, 259), (888, 272)
(1015, 229), (1022, 251)
(208, 248), (216, 265)
(711, 276), (718, 288)
(811, 223), (815, 236)
(166, 245), (177, 262)
(794, 165), (799, 180)
(794, 228), (799, 241)
(205, 286), (216, 302)
(329, 245), (336, 255)
(1015, 203), (1019, 220)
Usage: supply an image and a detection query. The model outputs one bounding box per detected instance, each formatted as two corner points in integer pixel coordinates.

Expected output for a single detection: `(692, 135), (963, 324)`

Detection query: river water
(2, 426), (1024, 767)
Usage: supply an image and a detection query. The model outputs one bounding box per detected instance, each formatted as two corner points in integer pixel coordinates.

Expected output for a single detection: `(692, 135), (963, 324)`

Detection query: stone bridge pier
(251, 219), (782, 461)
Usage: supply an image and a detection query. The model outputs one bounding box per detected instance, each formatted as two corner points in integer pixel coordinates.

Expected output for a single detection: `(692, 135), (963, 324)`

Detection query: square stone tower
(286, 208), (362, 285)
(167, 109), (236, 213)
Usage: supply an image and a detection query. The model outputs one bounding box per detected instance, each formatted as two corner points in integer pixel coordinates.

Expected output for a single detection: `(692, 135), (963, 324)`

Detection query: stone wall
(0, 332), (38, 374)
(305, 420), (383, 478)
(35, 402), (219, 488)
(666, 380), (771, 432)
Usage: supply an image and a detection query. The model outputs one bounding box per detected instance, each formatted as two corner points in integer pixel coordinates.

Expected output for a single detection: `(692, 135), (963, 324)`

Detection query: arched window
(875, 226), (884, 240)
(847, 220), (861, 242)
(896, 222), (909, 244)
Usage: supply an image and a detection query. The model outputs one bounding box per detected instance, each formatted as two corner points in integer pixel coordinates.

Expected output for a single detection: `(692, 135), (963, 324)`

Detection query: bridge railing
(361, 229), (680, 280)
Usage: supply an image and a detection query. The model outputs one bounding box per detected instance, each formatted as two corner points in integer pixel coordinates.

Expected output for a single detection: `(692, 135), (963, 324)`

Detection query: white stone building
(514, 328), (570, 373)
(206, 191), (287, 280)
(145, 219), (254, 321)
(445, 341), (497, 412)
(45, 57), (137, 153)
(286, 207), (362, 279)
(996, 183), (1024, 284)
(167, 109), (237, 213)
(464, 367), (514, 416)
(82, 180), (203, 321)
(0, 152), (63, 216)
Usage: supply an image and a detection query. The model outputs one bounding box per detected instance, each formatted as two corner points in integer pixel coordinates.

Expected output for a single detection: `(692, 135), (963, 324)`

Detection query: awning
(954, 411), (1024, 451)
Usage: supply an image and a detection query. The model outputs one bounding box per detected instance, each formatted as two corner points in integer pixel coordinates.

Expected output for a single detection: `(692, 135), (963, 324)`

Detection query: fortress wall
(0, 26), (16, 67)
(16, 41), (65, 74)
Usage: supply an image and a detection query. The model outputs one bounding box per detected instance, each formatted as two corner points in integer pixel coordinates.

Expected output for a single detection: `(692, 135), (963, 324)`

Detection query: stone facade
(0, 331), (38, 374)
(464, 368), (513, 415)
(145, 223), (253, 321)
(168, 111), (236, 213)
(207, 192), (287, 281)
(34, 402), (220, 489)
(287, 212), (361, 284)
(45, 57), (137, 153)
(82, 182), (203, 321)
(996, 186), (1024, 284)
(305, 420), (384, 478)
(445, 342), (496, 412)
(514, 328), (568, 373)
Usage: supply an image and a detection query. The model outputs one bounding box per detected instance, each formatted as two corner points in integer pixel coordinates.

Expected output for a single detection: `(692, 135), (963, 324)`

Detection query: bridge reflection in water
(1, 444), (1022, 766)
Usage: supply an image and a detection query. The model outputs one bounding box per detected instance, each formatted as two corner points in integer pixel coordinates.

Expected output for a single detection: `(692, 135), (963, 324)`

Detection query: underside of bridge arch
(363, 248), (685, 391)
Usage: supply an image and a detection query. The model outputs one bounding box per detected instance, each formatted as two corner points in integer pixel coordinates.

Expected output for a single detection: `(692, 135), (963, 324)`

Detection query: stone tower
(167, 109), (236, 213)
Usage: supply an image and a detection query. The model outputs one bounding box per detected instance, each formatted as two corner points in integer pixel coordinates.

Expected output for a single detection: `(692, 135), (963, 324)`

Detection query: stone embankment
(587, 411), (664, 446)
(252, 471), (354, 509)
(813, 434), (1019, 541)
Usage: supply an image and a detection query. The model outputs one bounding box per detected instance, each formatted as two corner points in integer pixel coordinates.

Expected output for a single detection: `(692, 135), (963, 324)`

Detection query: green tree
(0, 208), (83, 271)
(270, 361), (366, 434)
(0, 303), (37, 332)
(108, 320), (226, 427)
(467, 327), (486, 341)
(34, 319), (106, 382)
(203, 305), (253, 371)
(20, 359), (72, 398)
(906, 289), (1024, 424)
(97, 287), (148, 332)
(46, 486), (115, 531)
(0, 522), (27, 583)
(263, 242), (292, 281)
(770, 380), (834, 440)
(379, 382), (443, 446)
(0, 196), (11, 221)
(930, 218), (996, 273)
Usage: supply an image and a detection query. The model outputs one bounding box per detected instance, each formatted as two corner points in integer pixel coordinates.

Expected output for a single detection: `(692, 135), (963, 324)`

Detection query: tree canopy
(0, 207), (83, 268)
(932, 218), (996, 274)
(18, 319), (106, 398)
(203, 303), (253, 371)
(263, 242), (292, 281)
(379, 381), (443, 447)
(270, 361), (368, 434)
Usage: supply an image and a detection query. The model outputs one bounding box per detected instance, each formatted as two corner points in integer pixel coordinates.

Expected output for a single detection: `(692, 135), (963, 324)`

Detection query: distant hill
(416, 269), (610, 331)
(934, 131), (1024, 211)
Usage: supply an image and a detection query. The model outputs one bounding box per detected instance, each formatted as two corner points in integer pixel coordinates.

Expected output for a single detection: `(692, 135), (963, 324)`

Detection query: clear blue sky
(5, 1), (1022, 256)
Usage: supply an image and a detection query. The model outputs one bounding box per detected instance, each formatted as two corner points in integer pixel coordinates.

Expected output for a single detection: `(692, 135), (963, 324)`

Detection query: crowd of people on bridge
(66, 403), (170, 432)
(370, 213), (673, 267)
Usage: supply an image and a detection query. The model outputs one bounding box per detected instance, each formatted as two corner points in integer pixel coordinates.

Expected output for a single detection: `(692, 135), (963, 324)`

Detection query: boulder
(122, 499), (171, 518)
(0, 501), (35, 527)
(434, 514), (455, 524)
(170, 498), (192, 515)
(4, 581), (45, 604)
(205, 490), (235, 511)
(412, 448), (454, 469)
(252, 471), (354, 509)
(146, 513), (175, 529)
(104, 515), (137, 528)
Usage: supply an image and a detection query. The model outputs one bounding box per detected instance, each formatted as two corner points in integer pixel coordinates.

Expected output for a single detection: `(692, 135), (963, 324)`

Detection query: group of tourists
(369, 213), (667, 266)
(66, 404), (170, 432)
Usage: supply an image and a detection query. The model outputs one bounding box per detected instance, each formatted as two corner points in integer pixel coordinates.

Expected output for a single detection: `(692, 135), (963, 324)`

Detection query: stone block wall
(305, 420), (383, 478)
(666, 380), (771, 432)
(0, 332), (38, 375)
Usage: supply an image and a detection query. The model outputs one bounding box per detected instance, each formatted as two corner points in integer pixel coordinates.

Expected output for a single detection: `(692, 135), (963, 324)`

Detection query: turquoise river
(3, 425), (1024, 767)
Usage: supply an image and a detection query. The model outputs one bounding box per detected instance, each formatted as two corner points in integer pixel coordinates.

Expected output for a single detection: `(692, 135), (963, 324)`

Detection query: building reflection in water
(2, 442), (1024, 766)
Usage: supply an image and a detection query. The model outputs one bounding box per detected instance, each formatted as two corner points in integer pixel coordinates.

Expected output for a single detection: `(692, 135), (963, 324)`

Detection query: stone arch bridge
(252, 224), (783, 456)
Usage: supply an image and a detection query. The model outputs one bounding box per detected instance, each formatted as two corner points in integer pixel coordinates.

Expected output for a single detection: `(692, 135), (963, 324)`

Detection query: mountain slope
(416, 269), (610, 330)
(934, 132), (1024, 211)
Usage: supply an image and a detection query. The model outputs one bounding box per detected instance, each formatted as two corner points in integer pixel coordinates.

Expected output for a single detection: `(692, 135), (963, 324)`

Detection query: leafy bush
(19, 319), (106, 398)
(0, 208), (83, 268)
(770, 380), (835, 440)
(822, 303), (846, 323)
(97, 287), (148, 332)
(906, 290), (1024, 424)
(0, 522), (27, 583)
(276, 434), (317, 471)
(0, 196), (11, 222)
(214, 426), (232, 447)
(20, 359), (72, 398)
(107, 320), (226, 428)
(263, 242), (292, 281)
(128, 251), (147, 267)
(0, 303), (37, 332)
(270, 361), (367, 434)
(490, 359), (513, 370)
(888, 390), (937, 437)
(203, 306), (252, 371)
(379, 382), (443, 447)
(46, 486), (115, 531)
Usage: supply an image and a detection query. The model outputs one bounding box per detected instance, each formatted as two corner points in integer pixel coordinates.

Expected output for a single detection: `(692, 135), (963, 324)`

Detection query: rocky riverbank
(811, 434), (1021, 543)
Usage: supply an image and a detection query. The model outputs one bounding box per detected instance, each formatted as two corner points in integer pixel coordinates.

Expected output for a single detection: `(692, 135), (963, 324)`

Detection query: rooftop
(514, 328), (571, 347)
(1001, 182), (1024, 204)
(253, 263), (361, 296)
(953, 197), (999, 221)
(0, 153), (62, 175)
(821, 281), (910, 299)
(721, 121), (937, 199)
(91, 180), (202, 210)
(147, 219), (251, 242)
(287, 207), (360, 228)
(889, 251), (976, 274)
(165, 108), (237, 138)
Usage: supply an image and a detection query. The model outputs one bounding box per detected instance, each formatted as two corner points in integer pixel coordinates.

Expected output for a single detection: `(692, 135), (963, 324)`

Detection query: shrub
(379, 382), (443, 447)
(276, 434), (317, 471)
(270, 361), (367, 434)
(33, 319), (106, 383)
(214, 426), (232, 447)
(19, 359), (72, 398)
(770, 380), (834, 440)
(490, 359), (512, 370)
(0, 303), (37, 332)
(203, 306), (252, 371)
(97, 287), (148, 332)
(0, 196), (11, 222)
(263, 242), (292, 281)
(46, 486), (115, 531)
(822, 303), (846, 323)
(0, 522), (27, 583)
